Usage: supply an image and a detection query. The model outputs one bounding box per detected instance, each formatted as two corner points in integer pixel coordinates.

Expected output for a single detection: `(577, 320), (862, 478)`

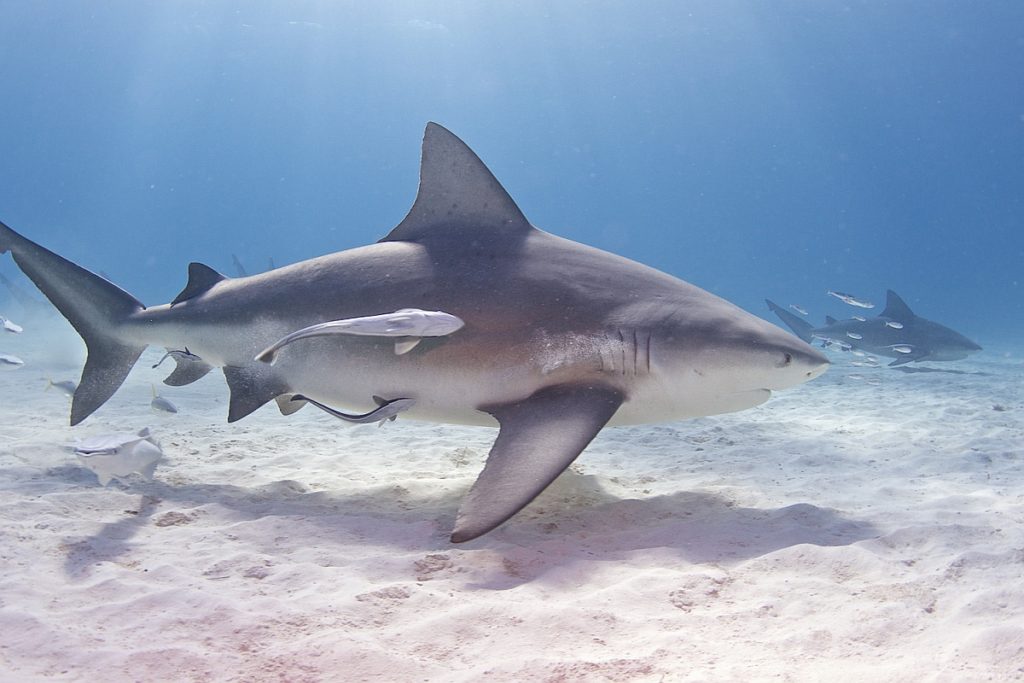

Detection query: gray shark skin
(0, 123), (828, 542)
(766, 292), (981, 367)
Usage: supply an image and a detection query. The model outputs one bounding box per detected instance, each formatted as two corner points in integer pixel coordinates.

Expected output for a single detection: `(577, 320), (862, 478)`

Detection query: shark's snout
(760, 335), (830, 390)
(805, 356), (830, 380)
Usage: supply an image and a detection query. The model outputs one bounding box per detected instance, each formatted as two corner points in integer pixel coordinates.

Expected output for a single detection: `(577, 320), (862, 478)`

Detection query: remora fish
(292, 394), (415, 426)
(0, 123), (828, 542)
(827, 290), (875, 309)
(256, 308), (465, 363)
(152, 347), (202, 369)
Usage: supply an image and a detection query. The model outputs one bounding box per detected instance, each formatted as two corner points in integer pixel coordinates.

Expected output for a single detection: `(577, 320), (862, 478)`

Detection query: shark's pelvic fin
(380, 122), (534, 244)
(171, 262), (227, 306)
(888, 351), (928, 367)
(222, 364), (290, 422)
(0, 220), (147, 425)
(451, 384), (624, 543)
(162, 354), (215, 387)
(881, 290), (915, 321)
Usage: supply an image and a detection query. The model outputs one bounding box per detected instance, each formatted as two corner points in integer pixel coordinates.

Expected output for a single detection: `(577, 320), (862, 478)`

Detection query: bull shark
(766, 291), (981, 366)
(0, 122), (829, 542)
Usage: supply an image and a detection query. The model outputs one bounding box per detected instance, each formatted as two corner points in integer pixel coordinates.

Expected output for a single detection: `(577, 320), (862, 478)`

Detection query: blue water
(1, 2), (1021, 343)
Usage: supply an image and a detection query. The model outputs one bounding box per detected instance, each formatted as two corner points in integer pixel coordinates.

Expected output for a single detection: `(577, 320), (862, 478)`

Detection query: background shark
(0, 123), (829, 542)
(767, 291), (982, 367)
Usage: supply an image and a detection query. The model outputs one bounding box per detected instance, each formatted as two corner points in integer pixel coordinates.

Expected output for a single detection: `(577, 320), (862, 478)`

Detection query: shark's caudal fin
(0, 220), (146, 425)
(765, 299), (815, 344)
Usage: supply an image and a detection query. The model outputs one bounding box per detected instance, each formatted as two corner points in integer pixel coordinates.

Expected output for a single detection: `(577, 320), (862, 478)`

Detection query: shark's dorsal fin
(881, 290), (915, 320)
(172, 263), (227, 306)
(825, 315), (838, 326)
(379, 122), (533, 244)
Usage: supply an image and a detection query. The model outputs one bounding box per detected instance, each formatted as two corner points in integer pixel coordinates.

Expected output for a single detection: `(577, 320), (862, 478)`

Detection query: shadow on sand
(890, 365), (989, 376)
(41, 464), (878, 587)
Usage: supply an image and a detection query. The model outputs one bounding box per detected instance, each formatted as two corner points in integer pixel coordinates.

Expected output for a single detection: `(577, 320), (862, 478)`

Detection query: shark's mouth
(724, 388), (773, 408)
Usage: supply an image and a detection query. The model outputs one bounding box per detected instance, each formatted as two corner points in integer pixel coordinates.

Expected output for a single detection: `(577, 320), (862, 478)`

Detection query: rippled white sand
(1, 320), (1021, 681)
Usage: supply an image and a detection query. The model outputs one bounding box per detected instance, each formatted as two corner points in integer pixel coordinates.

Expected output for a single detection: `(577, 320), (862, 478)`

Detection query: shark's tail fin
(0, 220), (146, 425)
(765, 299), (815, 344)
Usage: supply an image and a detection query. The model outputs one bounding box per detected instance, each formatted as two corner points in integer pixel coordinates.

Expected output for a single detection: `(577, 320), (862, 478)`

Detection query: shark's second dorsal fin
(825, 315), (838, 326)
(171, 263), (227, 306)
(881, 290), (915, 321)
(380, 123), (533, 244)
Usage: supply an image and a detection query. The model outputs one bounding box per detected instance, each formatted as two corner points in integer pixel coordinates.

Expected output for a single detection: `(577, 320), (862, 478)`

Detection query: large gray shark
(0, 123), (828, 542)
(767, 291), (981, 366)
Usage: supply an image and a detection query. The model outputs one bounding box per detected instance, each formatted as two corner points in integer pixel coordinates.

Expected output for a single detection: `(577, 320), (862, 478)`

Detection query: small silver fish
(292, 394), (416, 426)
(885, 321), (904, 329)
(889, 344), (914, 354)
(1, 316), (23, 333)
(0, 353), (24, 369)
(820, 338), (852, 351)
(46, 378), (77, 397)
(852, 315), (866, 322)
(150, 385), (178, 414)
(851, 350), (866, 357)
(846, 332), (863, 340)
(789, 304), (808, 316)
(152, 347), (202, 369)
(847, 374), (865, 380)
(827, 290), (875, 309)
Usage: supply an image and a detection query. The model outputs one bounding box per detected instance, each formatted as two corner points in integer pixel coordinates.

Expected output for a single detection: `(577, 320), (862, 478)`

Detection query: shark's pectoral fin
(888, 351), (929, 367)
(222, 365), (290, 422)
(451, 384), (624, 543)
(275, 394), (307, 416)
(163, 354), (214, 387)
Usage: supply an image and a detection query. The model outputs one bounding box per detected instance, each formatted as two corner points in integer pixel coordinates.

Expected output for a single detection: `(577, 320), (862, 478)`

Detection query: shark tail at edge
(765, 299), (815, 344)
(0, 219), (147, 425)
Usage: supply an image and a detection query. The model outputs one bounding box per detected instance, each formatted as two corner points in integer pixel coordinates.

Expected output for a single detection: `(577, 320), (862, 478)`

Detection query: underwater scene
(1, 3), (1022, 681)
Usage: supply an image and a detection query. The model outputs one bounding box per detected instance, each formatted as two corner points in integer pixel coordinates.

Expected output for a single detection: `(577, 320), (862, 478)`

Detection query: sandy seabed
(1, 321), (1022, 682)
